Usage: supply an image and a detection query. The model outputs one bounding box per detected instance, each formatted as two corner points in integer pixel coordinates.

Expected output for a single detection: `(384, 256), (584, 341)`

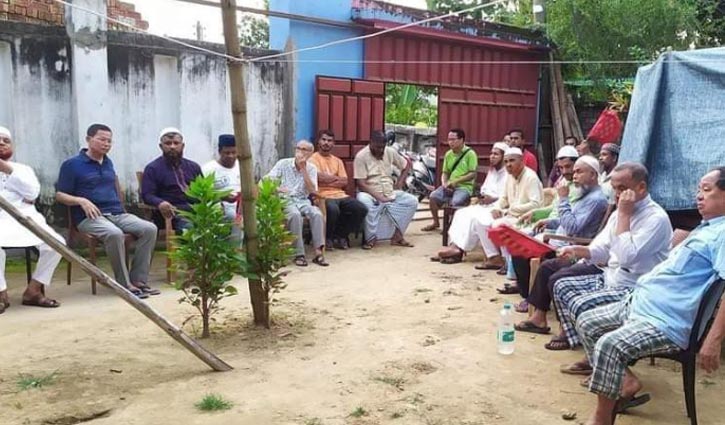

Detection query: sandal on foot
(312, 255), (329, 267)
(127, 287), (149, 299)
(475, 262), (503, 271)
(421, 224), (440, 232)
(545, 335), (572, 351)
(514, 320), (551, 335)
(496, 285), (519, 295)
(615, 393), (651, 413)
(294, 256), (308, 267)
(560, 360), (593, 375)
(514, 300), (529, 313)
(441, 254), (463, 264)
(362, 238), (376, 250)
(21, 296), (60, 308)
(135, 283), (161, 296)
(391, 239), (414, 247)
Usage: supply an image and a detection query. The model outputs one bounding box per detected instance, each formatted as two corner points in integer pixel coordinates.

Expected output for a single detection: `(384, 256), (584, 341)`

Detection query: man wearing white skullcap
(436, 144), (543, 269)
(0, 127), (65, 312)
(141, 127), (202, 232)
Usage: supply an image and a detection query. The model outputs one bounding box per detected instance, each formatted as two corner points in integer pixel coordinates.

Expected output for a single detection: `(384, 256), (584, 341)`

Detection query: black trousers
(512, 252), (556, 298)
(325, 197), (368, 240)
(526, 257), (602, 312)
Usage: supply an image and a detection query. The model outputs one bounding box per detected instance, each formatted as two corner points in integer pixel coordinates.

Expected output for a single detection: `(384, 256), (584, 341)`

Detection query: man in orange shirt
(310, 130), (368, 250)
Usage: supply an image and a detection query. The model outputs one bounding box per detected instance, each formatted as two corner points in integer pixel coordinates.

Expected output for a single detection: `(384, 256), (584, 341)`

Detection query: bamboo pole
(0, 195), (232, 372)
(548, 53), (564, 150)
(554, 63), (572, 141)
(220, 0), (268, 327)
(566, 93), (584, 141)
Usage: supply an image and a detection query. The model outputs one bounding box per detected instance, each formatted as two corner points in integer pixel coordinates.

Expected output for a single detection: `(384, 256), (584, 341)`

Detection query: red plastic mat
(487, 224), (555, 259)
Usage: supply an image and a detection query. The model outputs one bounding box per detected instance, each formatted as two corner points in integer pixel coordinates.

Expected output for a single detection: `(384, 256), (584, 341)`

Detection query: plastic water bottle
(497, 303), (515, 355)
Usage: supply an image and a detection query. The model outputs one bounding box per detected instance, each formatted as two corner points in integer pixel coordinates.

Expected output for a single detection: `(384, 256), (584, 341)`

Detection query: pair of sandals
(294, 255), (329, 267)
(127, 283), (161, 299)
(0, 293), (61, 312)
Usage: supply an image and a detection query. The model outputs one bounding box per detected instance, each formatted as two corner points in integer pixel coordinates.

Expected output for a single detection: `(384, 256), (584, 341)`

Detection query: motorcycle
(386, 132), (437, 201)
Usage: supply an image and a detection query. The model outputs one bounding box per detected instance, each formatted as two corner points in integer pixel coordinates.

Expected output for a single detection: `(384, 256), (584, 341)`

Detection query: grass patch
(195, 394), (233, 412)
(17, 371), (58, 391)
(349, 406), (368, 418)
(373, 375), (406, 390)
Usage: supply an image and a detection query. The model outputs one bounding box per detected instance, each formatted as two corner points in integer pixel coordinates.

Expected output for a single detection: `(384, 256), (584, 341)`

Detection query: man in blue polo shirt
(574, 166), (725, 425)
(56, 124), (158, 298)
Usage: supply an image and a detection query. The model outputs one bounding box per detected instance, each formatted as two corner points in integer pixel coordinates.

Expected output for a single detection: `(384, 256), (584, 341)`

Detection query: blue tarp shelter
(619, 47), (725, 211)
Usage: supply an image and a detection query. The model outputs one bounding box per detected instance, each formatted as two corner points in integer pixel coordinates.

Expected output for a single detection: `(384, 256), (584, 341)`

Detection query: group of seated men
(426, 126), (725, 424)
(0, 123), (422, 307)
(2, 123), (725, 424)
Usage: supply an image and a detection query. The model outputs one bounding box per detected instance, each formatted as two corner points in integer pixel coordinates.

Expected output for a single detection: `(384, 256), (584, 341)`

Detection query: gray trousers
(285, 203), (324, 256)
(78, 213), (158, 287)
(222, 202), (243, 245)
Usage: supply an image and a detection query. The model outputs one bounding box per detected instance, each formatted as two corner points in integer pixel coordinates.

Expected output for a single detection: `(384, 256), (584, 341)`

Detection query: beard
(0, 150), (12, 161)
(163, 151), (182, 165)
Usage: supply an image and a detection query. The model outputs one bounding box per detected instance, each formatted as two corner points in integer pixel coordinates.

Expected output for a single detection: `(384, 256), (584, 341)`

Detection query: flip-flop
(475, 262), (502, 270)
(362, 238), (376, 250)
(391, 239), (414, 247)
(615, 393), (651, 413)
(545, 335), (572, 351)
(294, 256), (308, 267)
(514, 320), (551, 334)
(560, 360), (593, 375)
(21, 297), (60, 308)
(421, 224), (440, 232)
(312, 255), (329, 267)
(136, 284), (161, 296)
(127, 287), (150, 299)
(496, 285), (519, 295)
(514, 300), (529, 313)
(441, 255), (462, 264)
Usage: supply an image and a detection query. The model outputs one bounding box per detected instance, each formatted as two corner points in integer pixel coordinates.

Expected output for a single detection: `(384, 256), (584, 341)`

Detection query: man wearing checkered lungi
(575, 167), (725, 425)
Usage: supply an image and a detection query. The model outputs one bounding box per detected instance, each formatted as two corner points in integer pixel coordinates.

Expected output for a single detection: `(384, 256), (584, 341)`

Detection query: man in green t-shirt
(423, 128), (478, 231)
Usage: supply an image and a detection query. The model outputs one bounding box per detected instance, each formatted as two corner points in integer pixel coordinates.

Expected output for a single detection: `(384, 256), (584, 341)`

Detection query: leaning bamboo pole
(548, 53), (565, 150)
(220, 0), (268, 327)
(0, 195), (232, 372)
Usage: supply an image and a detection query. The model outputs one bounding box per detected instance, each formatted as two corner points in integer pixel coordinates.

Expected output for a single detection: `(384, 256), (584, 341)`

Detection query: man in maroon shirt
(508, 128), (538, 173)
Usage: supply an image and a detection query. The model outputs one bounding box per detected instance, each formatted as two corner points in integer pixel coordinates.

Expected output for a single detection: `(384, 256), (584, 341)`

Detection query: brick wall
(0, 0), (149, 30)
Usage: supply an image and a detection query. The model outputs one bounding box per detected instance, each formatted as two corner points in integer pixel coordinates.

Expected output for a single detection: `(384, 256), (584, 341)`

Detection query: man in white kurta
(0, 127), (64, 313)
(437, 147), (543, 268)
(437, 142), (508, 262)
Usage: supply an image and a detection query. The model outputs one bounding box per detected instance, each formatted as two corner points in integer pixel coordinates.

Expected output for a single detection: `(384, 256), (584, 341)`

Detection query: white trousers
(0, 243), (62, 291)
(448, 206), (514, 257)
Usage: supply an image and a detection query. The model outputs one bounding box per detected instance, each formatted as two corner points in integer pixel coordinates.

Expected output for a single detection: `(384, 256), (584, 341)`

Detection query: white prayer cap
(576, 155), (601, 176)
(504, 147), (523, 157)
(159, 127), (183, 140)
(492, 142), (509, 153)
(0, 126), (11, 139)
(556, 145), (579, 159)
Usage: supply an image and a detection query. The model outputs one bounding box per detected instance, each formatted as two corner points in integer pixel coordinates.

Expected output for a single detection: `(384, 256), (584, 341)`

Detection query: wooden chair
(66, 206), (135, 295)
(627, 279), (725, 425)
(1, 246), (71, 293)
(135, 171), (175, 284)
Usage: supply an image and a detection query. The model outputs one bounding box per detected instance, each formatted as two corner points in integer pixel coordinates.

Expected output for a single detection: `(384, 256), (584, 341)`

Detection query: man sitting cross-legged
(504, 154), (609, 311)
(310, 129), (368, 250)
(423, 128), (478, 232)
(436, 147), (543, 269)
(0, 126), (65, 312)
(354, 130), (418, 249)
(266, 140), (327, 267)
(515, 163), (672, 351)
(576, 166), (725, 425)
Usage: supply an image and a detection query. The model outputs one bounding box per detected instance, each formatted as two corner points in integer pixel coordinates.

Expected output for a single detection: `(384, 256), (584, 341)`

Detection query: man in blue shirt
(141, 127), (202, 232)
(575, 167), (725, 425)
(56, 124), (158, 298)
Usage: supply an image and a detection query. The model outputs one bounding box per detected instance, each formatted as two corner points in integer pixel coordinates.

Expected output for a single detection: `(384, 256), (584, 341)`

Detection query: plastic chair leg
(682, 357), (698, 425)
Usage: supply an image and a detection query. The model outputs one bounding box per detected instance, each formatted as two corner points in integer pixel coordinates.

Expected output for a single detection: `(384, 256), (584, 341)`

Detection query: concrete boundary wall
(0, 21), (293, 225)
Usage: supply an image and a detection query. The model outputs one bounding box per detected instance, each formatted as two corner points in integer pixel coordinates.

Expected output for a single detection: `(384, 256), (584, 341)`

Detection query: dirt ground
(1, 221), (723, 425)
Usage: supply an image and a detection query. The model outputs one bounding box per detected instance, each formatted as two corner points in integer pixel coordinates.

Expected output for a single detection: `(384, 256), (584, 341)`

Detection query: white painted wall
(0, 26), (290, 215)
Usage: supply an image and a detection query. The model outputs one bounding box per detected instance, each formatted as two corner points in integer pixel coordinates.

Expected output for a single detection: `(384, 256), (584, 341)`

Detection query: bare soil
(1, 222), (723, 425)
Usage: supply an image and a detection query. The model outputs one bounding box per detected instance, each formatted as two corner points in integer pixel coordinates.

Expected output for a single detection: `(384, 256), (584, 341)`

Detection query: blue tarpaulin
(619, 47), (725, 211)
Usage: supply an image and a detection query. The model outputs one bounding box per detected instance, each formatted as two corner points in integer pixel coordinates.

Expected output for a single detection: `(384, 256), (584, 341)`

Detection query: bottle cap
(503, 303), (512, 309)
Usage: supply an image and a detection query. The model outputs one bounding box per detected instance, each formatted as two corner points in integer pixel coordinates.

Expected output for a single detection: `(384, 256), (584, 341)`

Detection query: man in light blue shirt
(575, 167), (725, 425)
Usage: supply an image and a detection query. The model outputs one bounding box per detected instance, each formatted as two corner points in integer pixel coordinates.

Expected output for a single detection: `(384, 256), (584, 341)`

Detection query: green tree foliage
(695, 0), (725, 47)
(254, 178), (295, 327)
(172, 175), (250, 338)
(385, 84), (438, 127)
(240, 0), (269, 49)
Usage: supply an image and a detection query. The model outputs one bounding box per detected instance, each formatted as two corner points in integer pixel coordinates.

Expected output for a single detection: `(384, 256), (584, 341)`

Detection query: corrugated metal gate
(315, 76), (385, 195)
(364, 33), (542, 176)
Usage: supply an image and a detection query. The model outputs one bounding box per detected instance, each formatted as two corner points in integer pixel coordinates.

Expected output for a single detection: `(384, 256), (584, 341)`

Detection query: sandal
(421, 223), (440, 232)
(441, 254), (462, 264)
(514, 320), (551, 335)
(475, 261), (503, 271)
(135, 283), (161, 296)
(294, 256), (308, 267)
(21, 296), (61, 308)
(514, 300), (529, 313)
(312, 255), (329, 267)
(496, 285), (519, 295)
(615, 393), (651, 413)
(362, 238), (376, 250)
(544, 335), (572, 351)
(333, 238), (349, 250)
(127, 286), (150, 299)
(391, 238), (414, 247)
(560, 360), (593, 375)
